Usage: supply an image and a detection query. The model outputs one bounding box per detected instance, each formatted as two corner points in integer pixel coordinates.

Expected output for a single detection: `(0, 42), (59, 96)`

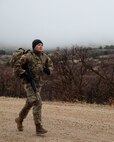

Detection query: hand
(43, 67), (50, 75)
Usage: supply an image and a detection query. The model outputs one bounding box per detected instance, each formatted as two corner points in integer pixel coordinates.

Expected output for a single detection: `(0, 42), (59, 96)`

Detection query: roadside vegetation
(0, 45), (114, 105)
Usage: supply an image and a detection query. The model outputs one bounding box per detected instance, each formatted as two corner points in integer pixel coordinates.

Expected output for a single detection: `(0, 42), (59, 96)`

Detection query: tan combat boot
(36, 124), (48, 135)
(15, 117), (23, 131)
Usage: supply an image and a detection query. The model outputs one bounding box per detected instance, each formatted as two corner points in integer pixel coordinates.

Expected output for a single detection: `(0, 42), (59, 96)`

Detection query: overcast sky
(0, 0), (114, 49)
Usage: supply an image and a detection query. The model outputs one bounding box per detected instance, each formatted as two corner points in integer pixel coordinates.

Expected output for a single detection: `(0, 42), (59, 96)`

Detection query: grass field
(0, 97), (114, 142)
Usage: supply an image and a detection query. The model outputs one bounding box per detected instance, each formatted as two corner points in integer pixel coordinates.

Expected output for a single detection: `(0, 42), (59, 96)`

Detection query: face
(34, 43), (43, 52)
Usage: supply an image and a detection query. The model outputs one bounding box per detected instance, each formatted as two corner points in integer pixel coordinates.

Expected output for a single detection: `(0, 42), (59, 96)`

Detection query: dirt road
(0, 97), (114, 142)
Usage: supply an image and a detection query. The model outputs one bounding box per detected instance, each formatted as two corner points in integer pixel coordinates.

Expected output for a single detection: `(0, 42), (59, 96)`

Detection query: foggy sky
(0, 0), (114, 49)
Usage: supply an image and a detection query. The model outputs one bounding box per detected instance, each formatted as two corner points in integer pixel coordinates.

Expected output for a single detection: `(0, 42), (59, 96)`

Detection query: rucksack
(10, 48), (26, 67)
(10, 48), (31, 77)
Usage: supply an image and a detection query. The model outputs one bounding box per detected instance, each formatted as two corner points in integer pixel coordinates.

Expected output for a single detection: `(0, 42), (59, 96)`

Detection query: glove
(43, 67), (50, 75)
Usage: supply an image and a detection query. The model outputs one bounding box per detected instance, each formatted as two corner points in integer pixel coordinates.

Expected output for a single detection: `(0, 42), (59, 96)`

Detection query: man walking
(14, 39), (53, 135)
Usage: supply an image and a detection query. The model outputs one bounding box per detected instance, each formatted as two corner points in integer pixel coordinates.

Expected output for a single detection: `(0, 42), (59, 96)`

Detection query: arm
(43, 56), (53, 75)
(14, 53), (37, 93)
(46, 56), (53, 72)
(14, 54), (29, 77)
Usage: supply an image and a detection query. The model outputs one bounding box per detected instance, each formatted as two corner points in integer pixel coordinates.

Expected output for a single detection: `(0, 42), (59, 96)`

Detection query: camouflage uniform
(15, 51), (53, 126)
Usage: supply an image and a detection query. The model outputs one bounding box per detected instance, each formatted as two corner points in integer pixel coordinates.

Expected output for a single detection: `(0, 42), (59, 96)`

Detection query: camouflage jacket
(14, 50), (53, 82)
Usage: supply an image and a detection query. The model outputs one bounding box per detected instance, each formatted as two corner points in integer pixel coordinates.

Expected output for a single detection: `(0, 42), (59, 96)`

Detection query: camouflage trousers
(19, 83), (42, 125)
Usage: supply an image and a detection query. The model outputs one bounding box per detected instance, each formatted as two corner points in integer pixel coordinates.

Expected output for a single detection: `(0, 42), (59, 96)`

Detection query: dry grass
(0, 97), (114, 142)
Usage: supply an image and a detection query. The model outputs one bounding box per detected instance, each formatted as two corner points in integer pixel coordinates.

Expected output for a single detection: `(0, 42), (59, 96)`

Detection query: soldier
(14, 39), (53, 135)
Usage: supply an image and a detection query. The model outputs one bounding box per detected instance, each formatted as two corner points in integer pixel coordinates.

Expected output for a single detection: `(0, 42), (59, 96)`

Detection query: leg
(19, 100), (32, 120)
(15, 83), (35, 131)
(19, 83), (36, 119)
(32, 91), (47, 134)
(15, 99), (33, 131)
(32, 91), (42, 125)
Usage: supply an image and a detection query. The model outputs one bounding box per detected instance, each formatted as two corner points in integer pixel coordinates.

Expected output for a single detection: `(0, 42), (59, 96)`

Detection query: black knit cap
(32, 39), (43, 49)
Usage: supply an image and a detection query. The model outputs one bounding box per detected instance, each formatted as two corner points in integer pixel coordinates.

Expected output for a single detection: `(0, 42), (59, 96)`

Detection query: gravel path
(0, 97), (114, 142)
